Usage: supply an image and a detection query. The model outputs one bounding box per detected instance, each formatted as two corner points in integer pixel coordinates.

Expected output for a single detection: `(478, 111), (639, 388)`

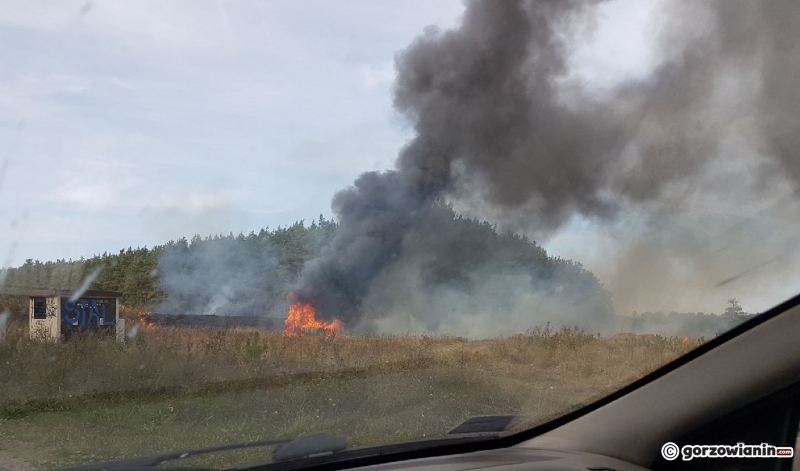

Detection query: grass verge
(0, 321), (700, 469)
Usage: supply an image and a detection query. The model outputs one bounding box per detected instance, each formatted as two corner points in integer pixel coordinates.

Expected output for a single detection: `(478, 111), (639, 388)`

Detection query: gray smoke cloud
(157, 237), (284, 317)
(295, 0), (800, 330)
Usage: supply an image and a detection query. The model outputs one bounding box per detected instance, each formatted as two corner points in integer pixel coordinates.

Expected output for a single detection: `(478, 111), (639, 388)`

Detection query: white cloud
(358, 62), (395, 90)
(568, 0), (657, 88)
(0, 1), (224, 51)
(143, 190), (239, 214)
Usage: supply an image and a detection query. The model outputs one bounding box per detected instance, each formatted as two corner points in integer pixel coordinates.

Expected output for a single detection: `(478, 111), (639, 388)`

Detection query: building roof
(1, 288), (123, 298)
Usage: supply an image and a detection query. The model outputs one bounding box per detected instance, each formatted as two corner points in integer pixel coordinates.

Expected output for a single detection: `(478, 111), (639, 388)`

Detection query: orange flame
(682, 336), (690, 344)
(284, 300), (342, 337)
(137, 311), (155, 328)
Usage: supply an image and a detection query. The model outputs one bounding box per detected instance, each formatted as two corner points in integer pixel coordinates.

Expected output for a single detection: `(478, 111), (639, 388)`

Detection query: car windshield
(1, 1), (799, 470)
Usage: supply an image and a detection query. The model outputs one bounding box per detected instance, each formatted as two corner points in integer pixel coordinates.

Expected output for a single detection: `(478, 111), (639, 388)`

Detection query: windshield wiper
(57, 423), (503, 471)
(56, 433), (346, 471)
(237, 435), (500, 471)
(272, 433), (347, 462)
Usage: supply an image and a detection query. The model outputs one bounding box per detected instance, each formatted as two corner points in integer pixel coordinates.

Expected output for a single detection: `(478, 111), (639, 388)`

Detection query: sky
(0, 0), (656, 265)
(10, 1), (796, 316)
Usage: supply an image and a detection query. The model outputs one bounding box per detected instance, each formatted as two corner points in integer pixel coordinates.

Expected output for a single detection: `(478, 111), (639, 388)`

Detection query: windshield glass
(1, 1), (799, 469)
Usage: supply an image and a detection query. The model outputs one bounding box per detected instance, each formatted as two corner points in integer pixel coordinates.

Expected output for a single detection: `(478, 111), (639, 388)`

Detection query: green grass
(0, 320), (701, 470)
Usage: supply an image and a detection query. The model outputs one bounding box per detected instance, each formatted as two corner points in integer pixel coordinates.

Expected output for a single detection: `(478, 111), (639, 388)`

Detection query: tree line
(1, 205), (612, 324)
(1, 215), (337, 312)
(0, 205), (757, 339)
(613, 299), (756, 337)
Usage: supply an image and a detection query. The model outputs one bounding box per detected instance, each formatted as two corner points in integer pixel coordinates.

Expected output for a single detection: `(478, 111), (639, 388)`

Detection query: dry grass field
(0, 318), (701, 470)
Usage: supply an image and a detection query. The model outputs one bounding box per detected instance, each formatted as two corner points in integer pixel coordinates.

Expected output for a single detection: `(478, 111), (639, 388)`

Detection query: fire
(137, 311), (155, 328)
(682, 336), (690, 344)
(284, 300), (342, 337)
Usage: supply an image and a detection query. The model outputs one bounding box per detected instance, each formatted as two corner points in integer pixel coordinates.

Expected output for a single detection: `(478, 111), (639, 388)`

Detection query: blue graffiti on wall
(63, 299), (116, 326)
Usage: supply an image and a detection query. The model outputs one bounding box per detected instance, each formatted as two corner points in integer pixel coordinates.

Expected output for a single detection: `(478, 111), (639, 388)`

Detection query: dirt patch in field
(0, 443), (36, 471)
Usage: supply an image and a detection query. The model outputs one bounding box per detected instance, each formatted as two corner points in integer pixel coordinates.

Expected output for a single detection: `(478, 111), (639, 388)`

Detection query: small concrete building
(28, 290), (123, 341)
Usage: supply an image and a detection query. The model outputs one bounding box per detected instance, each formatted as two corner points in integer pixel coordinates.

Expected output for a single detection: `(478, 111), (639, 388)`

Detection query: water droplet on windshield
(69, 267), (103, 302)
(0, 309), (9, 343)
(127, 324), (139, 339)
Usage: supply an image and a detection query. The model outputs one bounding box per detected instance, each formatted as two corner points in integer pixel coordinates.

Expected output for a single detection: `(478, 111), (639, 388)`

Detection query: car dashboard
(355, 447), (648, 471)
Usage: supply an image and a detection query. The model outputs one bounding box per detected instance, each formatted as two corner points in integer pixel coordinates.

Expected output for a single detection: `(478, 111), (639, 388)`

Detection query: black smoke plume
(295, 0), (800, 328)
